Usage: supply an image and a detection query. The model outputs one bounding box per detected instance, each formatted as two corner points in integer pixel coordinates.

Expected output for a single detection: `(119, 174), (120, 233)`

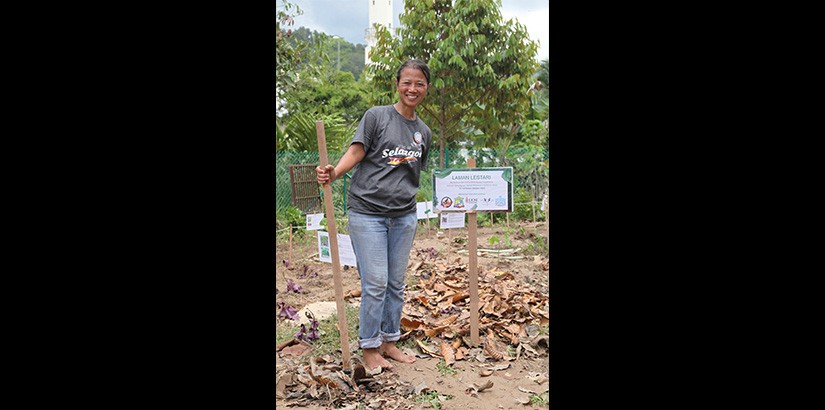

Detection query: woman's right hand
(316, 164), (336, 185)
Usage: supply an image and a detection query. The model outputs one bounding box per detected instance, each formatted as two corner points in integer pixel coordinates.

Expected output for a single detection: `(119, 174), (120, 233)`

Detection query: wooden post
(316, 120), (351, 370)
(288, 225), (293, 266)
(505, 211), (509, 228)
(426, 216), (430, 238)
(532, 195), (537, 224)
(467, 158), (480, 346)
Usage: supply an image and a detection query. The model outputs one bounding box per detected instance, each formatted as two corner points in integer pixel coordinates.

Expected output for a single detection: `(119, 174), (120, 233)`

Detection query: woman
(316, 59), (431, 371)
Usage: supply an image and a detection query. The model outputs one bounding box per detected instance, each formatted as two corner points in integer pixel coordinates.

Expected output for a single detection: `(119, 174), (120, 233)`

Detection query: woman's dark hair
(396, 59), (430, 84)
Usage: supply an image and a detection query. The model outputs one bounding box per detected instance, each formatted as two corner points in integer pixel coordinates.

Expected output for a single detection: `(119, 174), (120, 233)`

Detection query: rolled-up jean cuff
(381, 331), (401, 343)
(359, 336), (383, 349)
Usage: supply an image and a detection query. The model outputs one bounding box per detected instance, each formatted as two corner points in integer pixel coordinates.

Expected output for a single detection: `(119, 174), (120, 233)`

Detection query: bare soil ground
(276, 221), (550, 409)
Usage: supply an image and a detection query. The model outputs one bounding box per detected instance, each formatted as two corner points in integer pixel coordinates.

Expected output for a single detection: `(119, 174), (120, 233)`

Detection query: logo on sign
(495, 196), (506, 206)
(454, 196), (465, 209)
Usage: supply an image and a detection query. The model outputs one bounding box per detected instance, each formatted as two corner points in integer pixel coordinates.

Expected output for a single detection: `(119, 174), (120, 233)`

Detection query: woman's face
(395, 67), (428, 109)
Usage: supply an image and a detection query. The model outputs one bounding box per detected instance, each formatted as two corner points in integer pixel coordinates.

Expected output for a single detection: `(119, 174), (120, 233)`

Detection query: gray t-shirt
(347, 105), (432, 217)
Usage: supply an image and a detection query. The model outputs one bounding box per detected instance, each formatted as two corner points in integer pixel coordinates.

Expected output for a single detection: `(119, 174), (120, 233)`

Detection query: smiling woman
(314, 59), (433, 372)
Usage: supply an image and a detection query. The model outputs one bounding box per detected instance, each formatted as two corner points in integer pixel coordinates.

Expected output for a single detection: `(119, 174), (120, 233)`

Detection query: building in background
(364, 0), (393, 66)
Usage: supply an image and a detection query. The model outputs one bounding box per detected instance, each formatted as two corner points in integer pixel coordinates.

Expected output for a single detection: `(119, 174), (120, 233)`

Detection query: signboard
(306, 213), (324, 230)
(317, 231), (357, 267)
(439, 212), (465, 229)
(416, 201), (438, 219)
(432, 167), (513, 212)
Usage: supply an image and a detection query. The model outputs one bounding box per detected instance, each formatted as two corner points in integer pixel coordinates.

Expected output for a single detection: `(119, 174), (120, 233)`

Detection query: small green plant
(529, 392), (549, 406)
(487, 235), (500, 247)
(525, 234), (549, 256)
(406, 273), (418, 290)
(540, 325), (549, 336)
(416, 390), (454, 410)
(396, 337), (417, 350)
(276, 206), (306, 240)
(507, 345), (517, 357)
(436, 359), (458, 376)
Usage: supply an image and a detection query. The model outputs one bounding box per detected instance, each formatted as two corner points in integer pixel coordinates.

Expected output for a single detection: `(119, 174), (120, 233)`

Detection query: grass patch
(275, 319), (301, 346)
(274, 305), (360, 358)
(529, 392), (549, 407)
(311, 305), (360, 356)
(435, 359), (458, 376)
(415, 390), (453, 410)
(396, 337), (417, 350)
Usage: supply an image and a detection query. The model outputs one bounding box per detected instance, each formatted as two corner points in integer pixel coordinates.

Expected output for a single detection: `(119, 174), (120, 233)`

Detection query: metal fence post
(342, 173), (348, 212)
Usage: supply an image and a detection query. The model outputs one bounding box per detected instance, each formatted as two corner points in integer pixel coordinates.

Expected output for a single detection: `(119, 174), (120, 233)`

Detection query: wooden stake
(467, 158), (479, 346)
(506, 211), (509, 228)
(288, 225), (293, 266)
(532, 195), (537, 224)
(316, 120), (351, 370)
(426, 216), (430, 238)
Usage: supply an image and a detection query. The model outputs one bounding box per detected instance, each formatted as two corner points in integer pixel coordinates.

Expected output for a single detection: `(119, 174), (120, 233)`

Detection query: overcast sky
(276, 0), (549, 62)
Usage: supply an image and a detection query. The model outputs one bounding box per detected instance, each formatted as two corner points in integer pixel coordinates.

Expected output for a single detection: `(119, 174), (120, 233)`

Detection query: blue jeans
(347, 210), (418, 349)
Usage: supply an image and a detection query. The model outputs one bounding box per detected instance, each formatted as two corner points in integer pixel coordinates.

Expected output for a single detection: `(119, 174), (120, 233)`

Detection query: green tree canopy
(367, 0), (539, 167)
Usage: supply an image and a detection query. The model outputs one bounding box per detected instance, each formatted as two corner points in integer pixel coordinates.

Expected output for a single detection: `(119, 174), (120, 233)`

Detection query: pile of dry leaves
(400, 257), (549, 366)
(275, 354), (421, 409)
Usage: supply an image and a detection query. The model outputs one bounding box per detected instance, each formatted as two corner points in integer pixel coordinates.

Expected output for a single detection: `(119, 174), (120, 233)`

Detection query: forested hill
(288, 27), (367, 81)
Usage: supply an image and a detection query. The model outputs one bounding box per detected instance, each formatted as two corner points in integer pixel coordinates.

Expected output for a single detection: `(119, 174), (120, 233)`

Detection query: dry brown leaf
(516, 396), (532, 405)
(451, 293), (469, 303)
(436, 314), (460, 327)
(415, 338), (440, 357)
(473, 379), (494, 392)
(344, 289), (362, 299)
(275, 338), (300, 352)
(400, 317), (424, 331)
(484, 335), (504, 361)
(424, 326), (450, 337)
(451, 338), (462, 350)
(281, 342), (312, 357)
(479, 369), (493, 377)
(440, 342), (455, 366)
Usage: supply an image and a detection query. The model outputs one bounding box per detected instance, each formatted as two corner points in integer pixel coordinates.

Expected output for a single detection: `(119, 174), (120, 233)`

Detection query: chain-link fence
(275, 147), (548, 220)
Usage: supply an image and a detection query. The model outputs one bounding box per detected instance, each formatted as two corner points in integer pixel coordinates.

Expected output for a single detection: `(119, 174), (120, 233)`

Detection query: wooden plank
(316, 121), (351, 370)
(467, 157), (479, 346)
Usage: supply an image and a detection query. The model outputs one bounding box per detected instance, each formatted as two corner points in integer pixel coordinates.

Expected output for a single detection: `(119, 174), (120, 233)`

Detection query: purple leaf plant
(277, 301), (299, 321)
(286, 278), (302, 293)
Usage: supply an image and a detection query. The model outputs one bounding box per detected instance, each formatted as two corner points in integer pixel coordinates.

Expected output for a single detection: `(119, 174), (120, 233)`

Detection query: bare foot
(362, 348), (392, 371)
(380, 342), (416, 364)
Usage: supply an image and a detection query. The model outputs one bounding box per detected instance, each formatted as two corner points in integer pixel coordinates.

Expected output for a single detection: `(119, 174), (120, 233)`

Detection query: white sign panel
(416, 201), (438, 219)
(305, 213), (324, 230)
(439, 212), (465, 229)
(416, 202), (428, 219)
(317, 231), (357, 267)
(432, 168), (513, 212)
